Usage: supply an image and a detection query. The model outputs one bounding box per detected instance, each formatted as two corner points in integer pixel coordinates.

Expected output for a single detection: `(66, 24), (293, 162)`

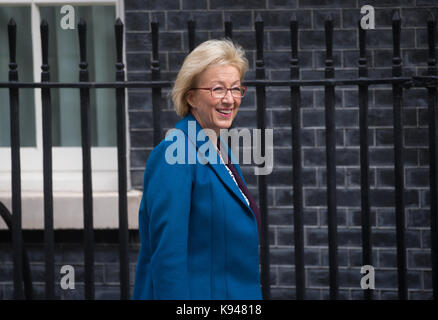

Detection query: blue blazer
(132, 113), (262, 300)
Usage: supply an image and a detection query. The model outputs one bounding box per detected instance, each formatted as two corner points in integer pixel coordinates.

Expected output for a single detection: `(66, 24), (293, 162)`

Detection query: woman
(132, 39), (262, 300)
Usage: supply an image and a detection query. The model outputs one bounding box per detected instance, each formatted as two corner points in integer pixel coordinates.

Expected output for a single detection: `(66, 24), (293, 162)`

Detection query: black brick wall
(0, 231), (140, 300)
(2, 0), (435, 300)
(125, 0), (435, 300)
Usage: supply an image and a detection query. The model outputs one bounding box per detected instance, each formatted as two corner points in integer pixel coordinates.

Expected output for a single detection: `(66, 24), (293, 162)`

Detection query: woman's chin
(215, 120), (233, 130)
(216, 115), (237, 128)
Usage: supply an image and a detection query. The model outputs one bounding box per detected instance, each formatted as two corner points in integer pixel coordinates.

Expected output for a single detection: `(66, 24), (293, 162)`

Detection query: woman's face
(186, 64), (242, 137)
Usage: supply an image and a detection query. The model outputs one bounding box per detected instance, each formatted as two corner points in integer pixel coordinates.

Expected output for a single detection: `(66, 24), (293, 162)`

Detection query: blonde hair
(171, 39), (249, 117)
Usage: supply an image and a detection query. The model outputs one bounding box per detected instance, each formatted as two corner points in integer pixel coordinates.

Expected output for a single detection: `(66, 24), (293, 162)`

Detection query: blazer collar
(174, 113), (253, 214)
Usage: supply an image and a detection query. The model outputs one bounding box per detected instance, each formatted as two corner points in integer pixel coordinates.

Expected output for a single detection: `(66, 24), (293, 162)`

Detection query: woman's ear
(185, 90), (196, 109)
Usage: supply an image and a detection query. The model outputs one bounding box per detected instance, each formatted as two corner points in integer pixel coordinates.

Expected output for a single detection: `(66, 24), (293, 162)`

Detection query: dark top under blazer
(132, 113), (262, 300)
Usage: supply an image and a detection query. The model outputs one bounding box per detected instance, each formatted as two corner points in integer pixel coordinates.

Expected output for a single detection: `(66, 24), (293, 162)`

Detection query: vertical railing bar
(78, 18), (95, 300)
(151, 17), (162, 147)
(290, 14), (305, 300)
(255, 14), (270, 300)
(115, 18), (129, 300)
(358, 19), (373, 301)
(40, 19), (55, 300)
(8, 17), (24, 300)
(324, 15), (339, 300)
(391, 10), (407, 300)
(426, 12), (438, 300)
(188, 14), (196, 53)
(224, 14), (234, 161)
(224, 14), (232, 39)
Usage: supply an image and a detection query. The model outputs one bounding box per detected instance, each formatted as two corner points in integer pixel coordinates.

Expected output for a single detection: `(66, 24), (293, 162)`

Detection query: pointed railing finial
(224, 14), (232, 39)
(40, 19), (49, 66)
(290, 12), (297, 22)
(8, 18), (17, 65)
(77, 18), (87, 65)
(324, 13), (333, 31)
(115, 18), (124, 66)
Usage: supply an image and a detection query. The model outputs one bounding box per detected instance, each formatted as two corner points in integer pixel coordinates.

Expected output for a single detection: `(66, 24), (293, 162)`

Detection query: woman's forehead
(199, 64), (241, 83)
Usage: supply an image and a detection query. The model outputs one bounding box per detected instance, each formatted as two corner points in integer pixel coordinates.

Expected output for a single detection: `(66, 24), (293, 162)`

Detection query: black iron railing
(1, 11), (437, 300)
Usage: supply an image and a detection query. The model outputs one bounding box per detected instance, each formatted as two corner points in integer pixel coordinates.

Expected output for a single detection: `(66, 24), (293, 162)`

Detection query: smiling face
(186, 64), (242, 138)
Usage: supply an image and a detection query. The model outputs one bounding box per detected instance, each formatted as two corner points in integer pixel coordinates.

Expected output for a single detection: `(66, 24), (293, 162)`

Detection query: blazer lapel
(175, 114), (254, 215)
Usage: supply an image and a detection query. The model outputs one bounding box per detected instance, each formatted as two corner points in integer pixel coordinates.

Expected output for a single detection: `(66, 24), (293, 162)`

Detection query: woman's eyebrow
(210, 80), (241, 86)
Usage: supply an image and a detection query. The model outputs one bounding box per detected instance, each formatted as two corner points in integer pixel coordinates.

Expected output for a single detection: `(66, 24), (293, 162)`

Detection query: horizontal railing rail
(1, 77), (433, 88)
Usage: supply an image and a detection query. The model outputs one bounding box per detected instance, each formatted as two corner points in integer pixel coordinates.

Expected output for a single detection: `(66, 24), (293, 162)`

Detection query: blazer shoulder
(146, 128), (191, 164)
(143, 131), (196, 181)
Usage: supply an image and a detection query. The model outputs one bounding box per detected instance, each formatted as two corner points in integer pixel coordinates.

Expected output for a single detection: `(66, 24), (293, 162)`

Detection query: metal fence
(1, 12), (437, 300)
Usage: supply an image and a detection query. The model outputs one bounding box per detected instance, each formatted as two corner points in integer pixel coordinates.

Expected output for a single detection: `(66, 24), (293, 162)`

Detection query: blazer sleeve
(142, 141), (194, 299)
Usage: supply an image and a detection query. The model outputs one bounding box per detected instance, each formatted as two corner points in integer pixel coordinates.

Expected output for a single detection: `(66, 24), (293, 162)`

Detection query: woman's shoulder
(147, 129), (190, 162)
(142, 132), (195, 188)
(147, 113), (193, 161)
(144, 131), (203, 180)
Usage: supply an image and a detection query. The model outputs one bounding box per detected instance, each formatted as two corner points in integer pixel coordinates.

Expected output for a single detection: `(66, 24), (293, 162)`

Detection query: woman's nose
(222, 89), (234, 102)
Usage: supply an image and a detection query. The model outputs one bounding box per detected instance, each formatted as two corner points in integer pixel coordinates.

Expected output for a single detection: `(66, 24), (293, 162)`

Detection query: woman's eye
(213, 87), (225, 92)
(231, 87), (241, 92)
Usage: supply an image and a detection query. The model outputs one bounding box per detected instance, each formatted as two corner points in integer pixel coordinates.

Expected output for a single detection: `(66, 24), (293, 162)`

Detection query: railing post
(151, 17), (162, 147)
(392, 10), (407, 300)
(115, 18), (130, 300)
(426, 12), (438, 300)
(40, 19), (55, 300)
(255, 14), (270, 300)
(78, 18), (95, 300)
(324, 14), (339, 300)
(358, 18), (373, 301)
(8, 17), (24, 300)
(290, 14), (305, 300)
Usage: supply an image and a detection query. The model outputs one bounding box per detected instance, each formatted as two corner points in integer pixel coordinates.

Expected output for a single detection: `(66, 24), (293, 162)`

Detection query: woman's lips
(216, 108), (233, 118)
